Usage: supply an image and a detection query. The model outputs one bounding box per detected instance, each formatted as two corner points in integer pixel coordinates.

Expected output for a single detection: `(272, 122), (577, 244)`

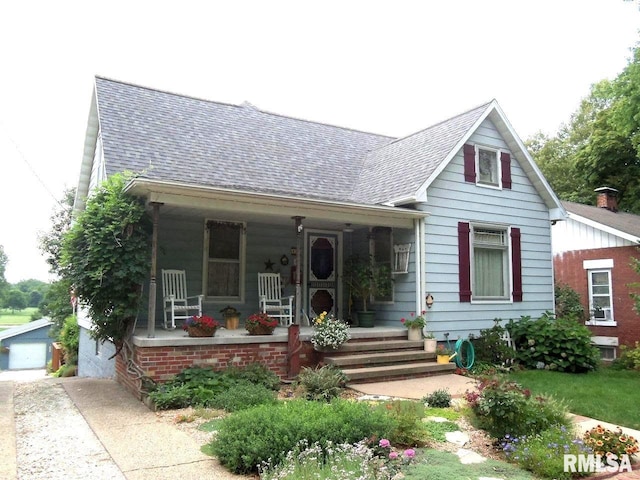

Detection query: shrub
(209, 383), (276, 412)
(422, 389), (451, 408)
(502, 425), (592, 479)
(224, 362), (281, 390)
(295, 364), (348, 402)
(464, 376), (570, 440)
(612, 342), (640, 370)
(58, 315), (79, 365)
(508, 313), (599, 372)
(210, 399), (396, 474)
(374, 400), (427, 447)
(470, 320), (515, 367)
(554, 282), (586, 321)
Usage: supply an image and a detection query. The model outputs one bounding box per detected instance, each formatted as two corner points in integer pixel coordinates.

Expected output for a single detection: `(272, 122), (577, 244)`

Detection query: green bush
(58, 315), (79, 365)
(210, 383), (276, 412)
(374, 400), (427, 447)
(224, 362), (281, 390)
(209, 399), (396, 474)
(422, 389), (451, 408)
(295, 364), (348, 402)
(612, 342), (640, 370)
(508, 313), (599, 372)
(463, 376), (570, 440)
(554, 282), (586, 321)
(470, 320), (515, 367)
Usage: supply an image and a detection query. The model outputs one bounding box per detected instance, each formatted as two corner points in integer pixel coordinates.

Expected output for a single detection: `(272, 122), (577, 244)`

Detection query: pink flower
(379, 439), (391, 448)
(404, 449), (415, 458)
(389, 451), (398, 459)
(400, 318), (406, 323)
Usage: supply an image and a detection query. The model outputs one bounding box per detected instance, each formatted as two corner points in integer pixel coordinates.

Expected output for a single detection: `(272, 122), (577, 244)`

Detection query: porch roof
(125, 177), (428, 229)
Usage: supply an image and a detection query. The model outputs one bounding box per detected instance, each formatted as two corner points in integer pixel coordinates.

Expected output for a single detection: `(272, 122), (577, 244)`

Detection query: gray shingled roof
(563, 200), (640, 240)
(352, 102), (490, 204)
(95, 77), (491, 205)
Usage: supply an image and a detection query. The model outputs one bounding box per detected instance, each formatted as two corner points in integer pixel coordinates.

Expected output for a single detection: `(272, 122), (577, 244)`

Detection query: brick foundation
(116, 340), (320, 399)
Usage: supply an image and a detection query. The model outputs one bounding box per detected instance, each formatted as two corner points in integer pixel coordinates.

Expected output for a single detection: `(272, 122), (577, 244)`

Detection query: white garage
(8, 342), (48, 369)
(0, 318), (53, 371)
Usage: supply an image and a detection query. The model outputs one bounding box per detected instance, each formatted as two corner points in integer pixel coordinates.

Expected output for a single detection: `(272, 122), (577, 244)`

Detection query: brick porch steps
(321, 338), (456, 383)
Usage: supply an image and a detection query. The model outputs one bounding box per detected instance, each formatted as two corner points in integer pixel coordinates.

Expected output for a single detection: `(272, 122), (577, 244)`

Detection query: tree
(5, 288), (27, 312)
(61, 173), (151, 349)
(39, 188), (75, 276)
(527, 47), (640, 214)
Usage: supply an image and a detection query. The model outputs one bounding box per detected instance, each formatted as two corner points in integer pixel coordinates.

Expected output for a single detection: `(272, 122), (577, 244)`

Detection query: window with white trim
(472, 225), (509, 300)
(204, 220), (245, 301)
(587, 269), (614, 324)
(477, 147), (501, 187)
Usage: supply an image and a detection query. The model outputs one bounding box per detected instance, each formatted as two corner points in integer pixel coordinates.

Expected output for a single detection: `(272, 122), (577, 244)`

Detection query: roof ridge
(377, 99), (494, 149)
(95, 75), (396, 140)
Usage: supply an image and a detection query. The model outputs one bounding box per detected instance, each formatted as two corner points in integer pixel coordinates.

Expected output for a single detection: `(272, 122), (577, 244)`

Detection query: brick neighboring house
(552, 188), (640, 359)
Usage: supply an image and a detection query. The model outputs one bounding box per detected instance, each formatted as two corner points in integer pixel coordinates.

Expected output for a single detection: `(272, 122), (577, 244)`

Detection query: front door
(305, 231), (341, 318)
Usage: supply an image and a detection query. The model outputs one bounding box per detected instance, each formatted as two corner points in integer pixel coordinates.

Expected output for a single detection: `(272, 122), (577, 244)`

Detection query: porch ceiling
(126, 178), (428, 229)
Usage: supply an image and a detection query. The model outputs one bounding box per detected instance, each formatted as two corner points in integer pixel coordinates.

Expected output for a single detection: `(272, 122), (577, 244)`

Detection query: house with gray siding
(74, 77), (565, 392)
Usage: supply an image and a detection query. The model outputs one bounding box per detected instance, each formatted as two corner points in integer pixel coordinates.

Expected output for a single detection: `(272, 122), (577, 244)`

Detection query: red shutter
(463, 144), (476, 183)
(501, 152), (512, 189)
(458, 222), (471, 302)
(511, 227), (522, 302)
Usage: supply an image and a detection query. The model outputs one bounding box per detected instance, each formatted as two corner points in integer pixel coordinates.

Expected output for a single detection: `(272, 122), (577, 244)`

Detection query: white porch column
(414, 217), (426, 313)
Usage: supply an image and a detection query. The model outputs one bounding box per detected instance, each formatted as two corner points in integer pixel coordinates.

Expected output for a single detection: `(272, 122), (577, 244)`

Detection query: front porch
(118, 326), (455, 399)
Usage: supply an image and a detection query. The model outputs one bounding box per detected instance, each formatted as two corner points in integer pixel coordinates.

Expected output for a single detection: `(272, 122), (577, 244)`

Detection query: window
(587, 269), (614, 324)
(371, 227), (393, 303)
(597, 346), (616, 361)
(205, 220), (245, 300)
(463, 144), (512, 189)
(477, 148), (500, 186)
(472, 226), (509, 299)
(458, 222), (522, 302)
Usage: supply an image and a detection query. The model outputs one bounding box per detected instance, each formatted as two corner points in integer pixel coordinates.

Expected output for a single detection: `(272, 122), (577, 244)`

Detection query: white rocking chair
(162, 269), (204, 329)
(258, 273), (294, 326)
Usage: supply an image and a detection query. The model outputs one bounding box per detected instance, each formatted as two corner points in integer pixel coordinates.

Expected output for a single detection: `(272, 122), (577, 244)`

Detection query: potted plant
(400, 310), (426, 341)
(182, 315), (220, 337)
(423, 331), (437, 353)
(220, 305), (241, 330)
(310, 311), (351, 351)
(245, 312), (278, 335)
(344, 254), (392, 327)
(436, 344), (455, 364)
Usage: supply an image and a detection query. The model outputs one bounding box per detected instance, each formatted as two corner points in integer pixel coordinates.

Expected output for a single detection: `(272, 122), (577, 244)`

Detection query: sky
(0, 0), (638, 284)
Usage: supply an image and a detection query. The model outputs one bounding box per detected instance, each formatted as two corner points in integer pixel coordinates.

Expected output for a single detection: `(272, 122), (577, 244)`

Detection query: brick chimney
(595, 187), (618, 212)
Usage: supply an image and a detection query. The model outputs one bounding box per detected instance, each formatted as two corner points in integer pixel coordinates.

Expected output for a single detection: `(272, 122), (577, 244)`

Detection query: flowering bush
(182, 315), (220, 331)
(436, 344), (454, 356)
(583, 424), (639, 463)
(245, 313), (278, 333)
(400, 310), (426, 329)
(311, 311), (351, 349)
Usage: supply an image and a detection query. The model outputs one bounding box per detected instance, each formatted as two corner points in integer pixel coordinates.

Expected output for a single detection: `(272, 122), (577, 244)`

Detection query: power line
(0, 120), (62, 206)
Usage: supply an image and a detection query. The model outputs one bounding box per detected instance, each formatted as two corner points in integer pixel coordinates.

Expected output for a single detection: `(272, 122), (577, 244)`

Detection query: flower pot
(357, 311), (375, 328)
(187, 325), (217, 337)
(424, 338), (437, 353)
(224, 315), (240, 330)
(407, 327), (422, 341)
(247, 324), (275, 335)
(436, 354), (451, 364)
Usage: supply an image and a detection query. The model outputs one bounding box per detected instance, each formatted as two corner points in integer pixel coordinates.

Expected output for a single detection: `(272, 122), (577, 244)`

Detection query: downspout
(147, 202), (161, 338)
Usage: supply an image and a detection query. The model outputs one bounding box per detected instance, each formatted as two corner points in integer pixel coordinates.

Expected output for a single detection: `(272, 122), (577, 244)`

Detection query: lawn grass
(510, 368), (640, 430)
(0, 307), (37, 325)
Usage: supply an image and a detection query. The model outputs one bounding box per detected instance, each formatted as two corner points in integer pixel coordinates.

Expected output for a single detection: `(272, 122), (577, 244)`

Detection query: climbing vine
(61, 173), (151, 350)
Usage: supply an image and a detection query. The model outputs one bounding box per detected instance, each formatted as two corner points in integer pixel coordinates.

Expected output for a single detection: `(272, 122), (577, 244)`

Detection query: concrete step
(342, 361), (456, 382)
(324, 350), (436, 367)
(335, 339), (424, 353)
